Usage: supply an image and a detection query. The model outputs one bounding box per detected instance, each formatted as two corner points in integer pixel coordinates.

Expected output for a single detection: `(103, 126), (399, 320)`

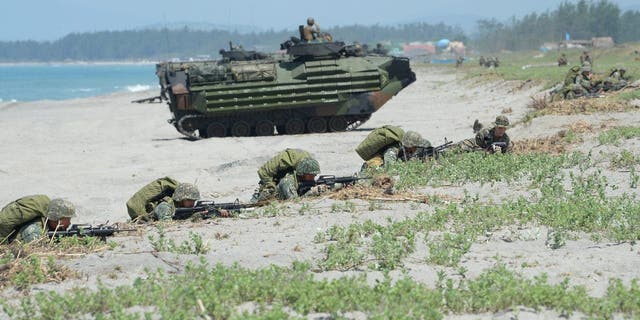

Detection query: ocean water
(0, 63), (159, 102)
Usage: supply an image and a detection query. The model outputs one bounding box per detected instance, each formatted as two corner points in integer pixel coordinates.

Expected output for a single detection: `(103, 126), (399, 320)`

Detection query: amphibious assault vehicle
(154, 38), (416, 139)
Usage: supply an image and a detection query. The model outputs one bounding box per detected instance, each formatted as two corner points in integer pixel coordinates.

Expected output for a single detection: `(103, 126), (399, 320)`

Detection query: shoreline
(0, 60), (159, 66)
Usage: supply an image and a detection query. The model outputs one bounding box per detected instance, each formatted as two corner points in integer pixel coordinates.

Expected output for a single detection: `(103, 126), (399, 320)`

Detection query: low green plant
(4, 260), (640, 319)
(598, 126), (640, 145)
(427, 233), (473, 266)
(609, 149), (640, 169)
(386, 151), (590, 189)
(614, 89), (640, 102)
(148, 225), (209, 254)
(330, 201), (357, 213)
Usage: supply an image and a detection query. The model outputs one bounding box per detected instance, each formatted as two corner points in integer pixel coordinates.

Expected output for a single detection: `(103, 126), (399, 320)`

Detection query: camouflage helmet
(46, 198), (76, 221)
(581, 65), (592, 73)
(401, 131), (430, 148)
(307, 17), (315, 25)
(494, 115), (510, 128)
(172, 183), (200, 201)
(296, 157), (320, 175)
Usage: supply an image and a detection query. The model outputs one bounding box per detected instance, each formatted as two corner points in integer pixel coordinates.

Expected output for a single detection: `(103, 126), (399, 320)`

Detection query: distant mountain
(138, 22), (266, 34)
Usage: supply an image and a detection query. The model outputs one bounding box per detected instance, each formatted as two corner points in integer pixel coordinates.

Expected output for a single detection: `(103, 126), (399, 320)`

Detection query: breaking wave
(126, 84), (152, 92)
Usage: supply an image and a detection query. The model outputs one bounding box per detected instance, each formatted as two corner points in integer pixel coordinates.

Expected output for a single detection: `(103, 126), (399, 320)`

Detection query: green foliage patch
(3, 260), (639, 319)
(598, 126), (640, 145)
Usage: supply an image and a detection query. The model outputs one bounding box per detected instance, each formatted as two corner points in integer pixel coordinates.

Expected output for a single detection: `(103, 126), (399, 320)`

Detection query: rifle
(47, 224), (136, 241)
(131, 96), (162, 103)
(417, 140), (453, 160)
(487, 141), (508, 153)
(298, 174), (370, 195)
(173, 199), (259, 220)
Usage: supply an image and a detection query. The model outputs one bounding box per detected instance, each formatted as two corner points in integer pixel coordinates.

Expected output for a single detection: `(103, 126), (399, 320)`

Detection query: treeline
(0, 23), (465, 62)
(475, 0), (640, 52)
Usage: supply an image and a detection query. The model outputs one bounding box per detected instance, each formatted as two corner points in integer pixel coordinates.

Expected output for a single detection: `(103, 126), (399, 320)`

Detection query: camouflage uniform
(275, 157), (322, 200)
(0, 195), (76, 244)
(253, 149), (318, 201)
(456, 115), (512, 153)
(362, 130), (431, 169)
(558, 54), (567, 66)
(479, 56), (486, 67)
(126, 177), (200, 221)
(302, 17), (320, 41)
(565, 65), (593, 99)
(603, 68), (628, 91)
(579, 51), (592, 65)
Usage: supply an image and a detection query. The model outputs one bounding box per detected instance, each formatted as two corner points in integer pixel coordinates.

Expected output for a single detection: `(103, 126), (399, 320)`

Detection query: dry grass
(512, 132), (569, 155)
(0, 241), (83, 290)
(512, 121), (596, 155)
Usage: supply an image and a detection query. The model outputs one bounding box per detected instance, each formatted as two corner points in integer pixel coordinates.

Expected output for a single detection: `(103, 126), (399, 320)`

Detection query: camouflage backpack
(355, 125), (405, 161)
(564, 66), (581, 86)
(126, 177), (180, 220)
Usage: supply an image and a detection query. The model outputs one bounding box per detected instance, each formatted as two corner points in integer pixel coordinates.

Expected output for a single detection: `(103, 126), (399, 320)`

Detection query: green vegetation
(2, 260), (639, 319)
(615, 89), (640, 102)
(476, 0), (640, 52)
(147, 225), (209, 255)
(0, 23), (465, 62)
(598, 126), (640, 145)
(386, 151), (590, 188)
(316, 152), (639, 271)
(467, 44), (639, 90)
(609, 149), (640, 169)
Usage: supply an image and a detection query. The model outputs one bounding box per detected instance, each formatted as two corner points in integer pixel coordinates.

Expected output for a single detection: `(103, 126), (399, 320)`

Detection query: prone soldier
(1, 195), (76, 244)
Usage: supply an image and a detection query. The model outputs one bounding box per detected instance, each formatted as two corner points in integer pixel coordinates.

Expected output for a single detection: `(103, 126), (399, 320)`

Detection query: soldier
(356, 125), (431, 170)
(603, 67), (628, 91)
(1, 195), (76, 244)
(252, 149), (327, 202)
(479, 56), (486, 67)
(565, 64), (595, 99)
(302, 17), (320, 42)
(372, 43), (388, 55)
(127, 177), (229, 222)
(579, 51), (592, 65)
(456, 115), (512, 153)
(558, 53), (568, 66)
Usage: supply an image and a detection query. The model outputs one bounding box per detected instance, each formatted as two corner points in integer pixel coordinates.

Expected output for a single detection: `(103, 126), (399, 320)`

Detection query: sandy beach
(2, 64), (640, 318)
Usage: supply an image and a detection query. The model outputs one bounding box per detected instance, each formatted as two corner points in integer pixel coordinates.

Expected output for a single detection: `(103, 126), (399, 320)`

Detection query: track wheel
(231, 121), (251, 137)
(255, 120), (275, 136)
(285, 118), (305, 135)
(328, 116), (348, 132)
(206, 122), (227, 138)
(307, 117), (327, 133)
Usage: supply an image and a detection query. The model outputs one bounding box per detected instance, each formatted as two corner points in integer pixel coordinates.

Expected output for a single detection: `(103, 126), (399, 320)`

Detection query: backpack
(126, 177), (179, 220)
(355, 125), (405, 161)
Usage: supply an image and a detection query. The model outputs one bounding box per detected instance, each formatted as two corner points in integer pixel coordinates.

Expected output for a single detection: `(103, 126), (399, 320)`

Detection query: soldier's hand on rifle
(218, 209), (231, 217)
(491, 144), (502, 154)
(309, 184), (329, 195)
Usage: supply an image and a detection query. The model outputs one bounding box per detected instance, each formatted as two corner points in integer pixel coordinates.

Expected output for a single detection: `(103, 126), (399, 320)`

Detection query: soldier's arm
(475, 129), (491, 149)
(152, 197), (176, 221)
(276, 175), (299, 200)
(383, 146), (400, 166)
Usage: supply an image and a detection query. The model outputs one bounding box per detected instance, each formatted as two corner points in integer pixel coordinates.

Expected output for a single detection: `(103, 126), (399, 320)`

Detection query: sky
(3, 0), (639, 41)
